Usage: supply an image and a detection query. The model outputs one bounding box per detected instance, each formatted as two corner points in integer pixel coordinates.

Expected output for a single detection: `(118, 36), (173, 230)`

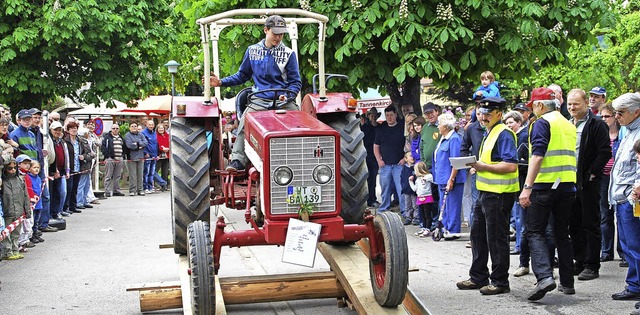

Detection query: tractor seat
(235, 87), (252, 120)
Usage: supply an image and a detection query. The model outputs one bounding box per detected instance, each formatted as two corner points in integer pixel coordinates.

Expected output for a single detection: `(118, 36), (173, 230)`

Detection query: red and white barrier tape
(0, 215), (27, 242)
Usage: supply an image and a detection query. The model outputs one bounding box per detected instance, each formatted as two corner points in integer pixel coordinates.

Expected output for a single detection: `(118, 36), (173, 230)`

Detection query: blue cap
(477, 97), (507, 114)
(15, 154), (32, 164)
(589, 86), (606, 96)
(17, 109), (32, 119)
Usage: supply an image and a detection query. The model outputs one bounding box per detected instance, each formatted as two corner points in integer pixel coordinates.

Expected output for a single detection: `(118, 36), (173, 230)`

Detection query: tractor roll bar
(198, 9), (329, 104)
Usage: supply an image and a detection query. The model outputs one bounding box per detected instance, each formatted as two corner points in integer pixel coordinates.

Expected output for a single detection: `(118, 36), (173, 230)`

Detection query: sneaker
(461, 221), (469, 228)
(104, 192), (112, 197)
(138, 191), (146, 196)
(457, 279), (482, 290)
(403, 218), (412, 225)
(443, 231), (461, 240)
(24, 242), (36, 248)
(414, 228), (427, 236)
(513, 266), (530, 277)
(466, 241), (472, 248)
(76, 205), (86, 209)
(70, 208), (82, 213)
(527, 277), (556, 301)
(129, 192), (136, 196)
(83, 204), (94, 209)
(600, 255), (614, 262)
(113, 191), (125, 196)
(226, 159), (245, 171)
(578, 269), (599, 281)
(412, 220), (420, 226)
(40, 226), (58, 232)
(6, 254), (24, 260)
(30, 237), (41, 244)
(35, 235), (45, 242)
(60, 211), (70, 217)
(34, 229), (43, 237)
(558, 284), (576, 295)
(480, 285), (510, 295)
(419, 229), (432, 237)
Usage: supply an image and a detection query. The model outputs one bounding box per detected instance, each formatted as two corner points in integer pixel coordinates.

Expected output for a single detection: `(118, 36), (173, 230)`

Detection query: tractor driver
(210, 15), (302, 171)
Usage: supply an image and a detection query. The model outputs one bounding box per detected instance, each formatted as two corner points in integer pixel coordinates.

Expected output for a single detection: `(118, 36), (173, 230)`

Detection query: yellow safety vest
(476, 123), (520, 193)
(530, 111), (577, 184)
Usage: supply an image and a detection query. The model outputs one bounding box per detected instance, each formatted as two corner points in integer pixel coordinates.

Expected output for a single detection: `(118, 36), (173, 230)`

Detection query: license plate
(287, 186), (322, 204)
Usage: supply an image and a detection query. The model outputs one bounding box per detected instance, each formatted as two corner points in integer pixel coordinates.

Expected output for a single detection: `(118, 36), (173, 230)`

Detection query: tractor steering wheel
(247, 88), (298, 110)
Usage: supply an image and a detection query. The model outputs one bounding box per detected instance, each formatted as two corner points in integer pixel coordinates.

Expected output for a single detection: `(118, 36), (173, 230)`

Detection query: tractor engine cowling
(243, 110), (342, 220)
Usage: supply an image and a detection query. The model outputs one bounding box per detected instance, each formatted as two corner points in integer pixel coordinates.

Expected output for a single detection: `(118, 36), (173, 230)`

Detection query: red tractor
(169, 9), (408, 313)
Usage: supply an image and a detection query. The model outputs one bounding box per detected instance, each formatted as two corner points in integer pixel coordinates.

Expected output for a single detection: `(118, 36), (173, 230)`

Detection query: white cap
(49, 121), (63, 130)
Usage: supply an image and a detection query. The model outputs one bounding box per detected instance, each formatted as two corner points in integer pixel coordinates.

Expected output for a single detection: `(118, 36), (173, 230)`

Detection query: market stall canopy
(120, 95), (172, 115)
(67, 100), (129, 116)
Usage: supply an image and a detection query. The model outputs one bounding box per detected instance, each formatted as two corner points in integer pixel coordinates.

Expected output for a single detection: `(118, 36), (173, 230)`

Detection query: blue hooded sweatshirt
(221, 40), (302, 102)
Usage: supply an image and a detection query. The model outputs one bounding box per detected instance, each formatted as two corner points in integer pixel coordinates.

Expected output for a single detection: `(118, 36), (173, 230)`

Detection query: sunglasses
(5, 166), (16, 170)
(601, 115), (613, 119)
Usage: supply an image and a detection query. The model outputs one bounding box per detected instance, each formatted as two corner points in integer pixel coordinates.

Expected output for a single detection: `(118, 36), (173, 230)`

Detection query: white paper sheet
(449, 156), (477, 170)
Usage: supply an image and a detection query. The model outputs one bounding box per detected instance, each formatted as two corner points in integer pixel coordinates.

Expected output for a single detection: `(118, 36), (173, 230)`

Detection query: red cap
(526, 88), (556, 108)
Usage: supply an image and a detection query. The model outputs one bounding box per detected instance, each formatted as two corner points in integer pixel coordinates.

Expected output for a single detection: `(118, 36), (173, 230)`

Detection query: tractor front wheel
(187, 221), (215, 314)
(369, 211), (408, 307)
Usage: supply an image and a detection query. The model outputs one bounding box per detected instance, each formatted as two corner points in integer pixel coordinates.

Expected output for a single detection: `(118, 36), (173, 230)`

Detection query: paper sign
(282, 218), (322, 267)
(449, 156), (477, 170)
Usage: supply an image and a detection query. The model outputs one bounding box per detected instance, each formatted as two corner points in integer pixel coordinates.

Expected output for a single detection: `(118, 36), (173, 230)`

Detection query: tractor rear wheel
(187, 221), (215, 314)
(322, 113), (368, 224)
(171, 117), (211, 254)
(369, 211), (408, 307)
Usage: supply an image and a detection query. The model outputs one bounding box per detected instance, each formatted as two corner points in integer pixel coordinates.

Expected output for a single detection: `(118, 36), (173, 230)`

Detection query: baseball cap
(17, 109), (33, 119)
(422, 102), (437, 114)
(15, 154), (32, 164)
(49, 121), (63, 130)
(477, 97), (507, 114)
(526, 88), (556, 108)
(30, 108), (42, 115)
(513, 102), (531, 112)
(589, 86), (606, 96)
(265, 15), (288, 34)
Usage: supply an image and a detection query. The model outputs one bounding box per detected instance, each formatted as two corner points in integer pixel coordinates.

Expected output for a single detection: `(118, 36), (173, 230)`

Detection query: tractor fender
(301, 93), (357, 118)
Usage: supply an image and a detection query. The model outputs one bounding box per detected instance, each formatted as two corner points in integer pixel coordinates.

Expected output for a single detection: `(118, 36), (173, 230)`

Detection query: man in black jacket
(567, 88), (612, 281)
(101, 124), (125, 197)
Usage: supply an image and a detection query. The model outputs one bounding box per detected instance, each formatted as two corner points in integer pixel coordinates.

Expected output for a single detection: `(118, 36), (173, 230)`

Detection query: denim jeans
(76, 173), (90, 207)
(378, 164), (405, 214)
(38, 184), (51, 228)
(153, 172), (167, 188)
(600, 175), (623, 259)
(50, 177), (67, 217)
(526, 189), (575, 288)
(64, 174), (81, 212)
(469, 192), (515, 287)
(518, 206), (556, 268)
(513, 201), (524, 252)
(616, 201), (640, 293)
(143, 159), (157, 191)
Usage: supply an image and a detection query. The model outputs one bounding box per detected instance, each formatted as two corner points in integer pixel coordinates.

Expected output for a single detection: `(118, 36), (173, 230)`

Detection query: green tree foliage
(172, 0), (614, 109)
(519, 5), (640, 100)
(0, 0), (177, 110)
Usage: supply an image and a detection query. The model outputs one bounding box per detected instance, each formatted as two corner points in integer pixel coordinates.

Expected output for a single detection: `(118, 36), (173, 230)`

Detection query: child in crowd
(16, 154), (35, 251)
(27, 160), (44, 244)
(473, 71), (500, 100)
(1, 159), (30, 260)
(410, 161), (434, 237)
(401, 152), (419, 225)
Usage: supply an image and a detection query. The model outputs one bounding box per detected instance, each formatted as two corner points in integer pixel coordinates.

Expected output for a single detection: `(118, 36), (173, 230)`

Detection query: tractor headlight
(273, 166), (293, 186)
(312, 165), (333, 184)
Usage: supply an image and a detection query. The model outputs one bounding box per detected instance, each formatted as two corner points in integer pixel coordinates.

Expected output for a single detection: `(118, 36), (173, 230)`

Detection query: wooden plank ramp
(318, 243), (410, 315)
(179, 254), (227, 315)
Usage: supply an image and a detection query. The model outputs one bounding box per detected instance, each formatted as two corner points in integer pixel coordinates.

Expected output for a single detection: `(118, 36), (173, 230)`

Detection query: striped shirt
(113, 136), (123, 158)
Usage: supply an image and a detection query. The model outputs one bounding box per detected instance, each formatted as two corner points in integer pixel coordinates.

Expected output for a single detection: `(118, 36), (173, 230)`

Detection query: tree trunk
(386, 76), (421, 115)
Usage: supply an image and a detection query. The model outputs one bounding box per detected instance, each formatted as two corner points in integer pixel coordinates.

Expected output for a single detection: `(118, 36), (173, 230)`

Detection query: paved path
(0, 191), (637, 315)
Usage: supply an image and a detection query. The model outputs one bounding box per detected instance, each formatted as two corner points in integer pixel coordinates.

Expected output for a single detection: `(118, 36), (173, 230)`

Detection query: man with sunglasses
(566, 89), (611, 281)
(609, 92), (640, 302)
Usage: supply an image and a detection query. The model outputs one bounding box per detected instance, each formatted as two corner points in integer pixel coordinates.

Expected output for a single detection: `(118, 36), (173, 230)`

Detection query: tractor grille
(269, 136), (336, 215)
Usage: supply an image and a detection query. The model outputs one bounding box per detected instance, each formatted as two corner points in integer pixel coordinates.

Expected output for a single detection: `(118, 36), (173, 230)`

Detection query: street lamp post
(164, 60), (181, 96)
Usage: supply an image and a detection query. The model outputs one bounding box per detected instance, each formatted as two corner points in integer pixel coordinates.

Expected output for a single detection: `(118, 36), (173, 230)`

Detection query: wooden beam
(178, 255), (194, 315)
(318, 243), (408, 315)
(219, 271), (346, 305)
(215, 274), (226, 315)
(126, 281), (181, 292)
(140, 288), (182, 312)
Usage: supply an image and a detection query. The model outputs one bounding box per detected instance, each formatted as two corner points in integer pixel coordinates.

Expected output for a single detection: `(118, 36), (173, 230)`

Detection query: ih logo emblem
(314, 145), (324, 158)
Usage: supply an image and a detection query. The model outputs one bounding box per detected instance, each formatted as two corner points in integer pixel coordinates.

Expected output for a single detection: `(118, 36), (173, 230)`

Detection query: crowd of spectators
(360, 75), (640, 312)
(1, 107), (173, 261)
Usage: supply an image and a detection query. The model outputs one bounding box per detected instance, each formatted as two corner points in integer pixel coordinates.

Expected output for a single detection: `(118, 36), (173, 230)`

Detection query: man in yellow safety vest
(519, 87), (577, 301)
(456, 97), (519, 295)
